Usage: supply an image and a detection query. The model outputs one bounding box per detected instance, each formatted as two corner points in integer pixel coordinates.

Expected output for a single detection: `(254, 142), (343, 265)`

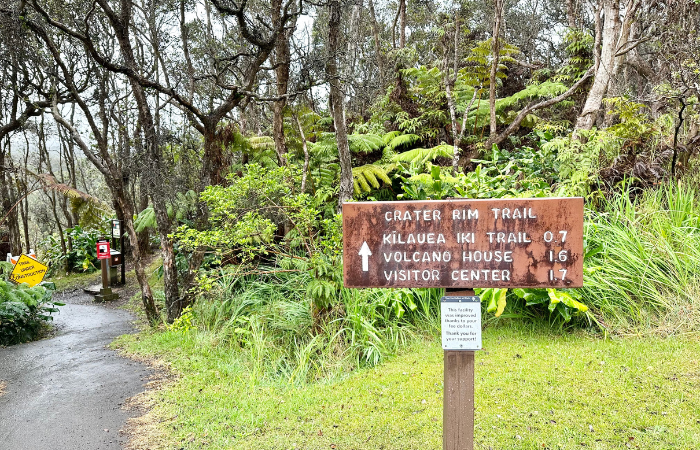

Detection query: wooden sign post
(342, 198), (584, 449)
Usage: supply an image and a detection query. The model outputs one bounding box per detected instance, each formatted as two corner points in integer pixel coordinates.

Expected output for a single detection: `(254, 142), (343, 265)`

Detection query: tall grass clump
(191, 267), (443, 384)
(580, 182), (700, 332)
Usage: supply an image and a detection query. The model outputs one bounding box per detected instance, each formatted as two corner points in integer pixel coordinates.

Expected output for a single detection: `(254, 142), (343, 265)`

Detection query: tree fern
(392, 144), (454, 166)
(311, 132), (384, 155)
(384, 133), (421, 152)
(248, 136), (275, 150)
(348, 133), (384, 154)
(352, 164), (392, 194)
(383, 131), (402, 145)
(244, 136), (278, 167)
(134, 207), (156, 233)
(316, 163), (339, 186)
(466, 81), (570, 129)
(463, 38), (519, 86)
(309, 132), (339, 159)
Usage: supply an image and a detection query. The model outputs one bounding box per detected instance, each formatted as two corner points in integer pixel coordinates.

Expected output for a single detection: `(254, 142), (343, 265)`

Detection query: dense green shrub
(0, 273), (63, 346)
(398, 139), (557, 201)
(192, 266), (442, 382)
(578, 182), (700, 331)
(40, 225), (102, 273)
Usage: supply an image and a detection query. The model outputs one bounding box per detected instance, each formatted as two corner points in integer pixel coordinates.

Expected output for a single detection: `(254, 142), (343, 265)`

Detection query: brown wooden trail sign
(342, 197), (584, 450)
(343, 197), (583, 289)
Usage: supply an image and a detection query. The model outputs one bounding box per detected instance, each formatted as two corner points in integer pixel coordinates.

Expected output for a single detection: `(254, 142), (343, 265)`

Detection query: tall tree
(0, 2), (55, 254)
(327, 0), (353, 208)
(28, 16), (160, 321)
(28, 0), (300, 321)
(574, 0), (641, 133)
(489, 0), (505, 139)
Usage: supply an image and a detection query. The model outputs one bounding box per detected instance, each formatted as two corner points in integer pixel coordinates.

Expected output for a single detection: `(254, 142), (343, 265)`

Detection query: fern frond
(385, 133), (421, 152)
(352, 164), (392, 194)
(348, 134), (384, 154)
(393, 144), (454, 166)
(134, 207), (157, 233)
(356, 174), (371, 193)
(383, 131), (402, 145)
(37, 174), (111, 211)
(309, 132), (338, 159)
(247, 136), (275, 150)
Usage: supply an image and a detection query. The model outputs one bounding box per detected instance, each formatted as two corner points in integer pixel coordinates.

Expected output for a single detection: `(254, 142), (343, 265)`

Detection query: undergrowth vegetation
(163, 98), (700, 384)
(188, 268), (442, 382)
(0, 263), (62, 346)
(39, 225), (102, 274)
(580, 182), (700, 332)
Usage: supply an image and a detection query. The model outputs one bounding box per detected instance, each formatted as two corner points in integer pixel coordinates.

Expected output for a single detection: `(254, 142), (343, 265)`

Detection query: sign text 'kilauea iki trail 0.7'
(343, 197), (584, 289)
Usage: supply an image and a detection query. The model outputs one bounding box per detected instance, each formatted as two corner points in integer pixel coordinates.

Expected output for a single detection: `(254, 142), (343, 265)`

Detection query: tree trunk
(20, 144), (31, 252)
(574, 0), (620, 133)
(611, 0), (641, 77)
(444, 13), (463, 175)
(152, 194), (181, 322)
(137, 183), (150, 255)
(272, 0), (291, 166)
(118, 195), (158, 321)
(593, 1), (602, 72)
(118, 12), (181, 322)
(295, 114), (310, 192)
(367, 0), (385, 83)
(399, 0), (406, 48)
(566, 0), (577, 28)
(0, 141), (22, 255)
(327, 0), (353, 208)
(50, 193), (67, 271)
(489, 0), (504, 139)
(202, 126), (226, 187)
(392, 0), (405, 49)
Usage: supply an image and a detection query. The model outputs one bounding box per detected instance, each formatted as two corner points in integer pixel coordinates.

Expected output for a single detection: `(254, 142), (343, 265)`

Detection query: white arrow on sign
(358, 241), (372, 272)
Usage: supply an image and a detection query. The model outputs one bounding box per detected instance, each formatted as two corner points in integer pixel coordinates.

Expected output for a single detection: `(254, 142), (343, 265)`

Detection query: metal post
(444, 289), (475, 450)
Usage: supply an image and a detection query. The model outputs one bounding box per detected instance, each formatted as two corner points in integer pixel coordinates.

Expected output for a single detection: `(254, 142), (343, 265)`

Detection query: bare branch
(485, 67), (595, 149)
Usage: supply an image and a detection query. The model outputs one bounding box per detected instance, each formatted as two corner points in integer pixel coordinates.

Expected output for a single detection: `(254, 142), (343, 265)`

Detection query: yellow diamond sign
(9, 254), (48, 287)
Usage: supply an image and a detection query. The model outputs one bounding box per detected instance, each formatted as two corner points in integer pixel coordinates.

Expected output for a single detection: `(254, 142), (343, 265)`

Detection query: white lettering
(462, 251), (513, 263)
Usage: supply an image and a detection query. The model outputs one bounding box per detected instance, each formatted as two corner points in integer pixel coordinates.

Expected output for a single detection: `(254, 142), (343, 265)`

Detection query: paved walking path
(0, 291), (150, 449)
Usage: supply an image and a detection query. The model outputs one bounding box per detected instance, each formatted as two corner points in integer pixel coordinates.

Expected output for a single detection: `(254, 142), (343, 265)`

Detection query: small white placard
(441, 296), (482, 350)
(112, 220), (121, 238)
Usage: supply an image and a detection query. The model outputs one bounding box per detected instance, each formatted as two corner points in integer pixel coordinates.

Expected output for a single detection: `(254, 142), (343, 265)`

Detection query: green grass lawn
(114, 325), (700, 450)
